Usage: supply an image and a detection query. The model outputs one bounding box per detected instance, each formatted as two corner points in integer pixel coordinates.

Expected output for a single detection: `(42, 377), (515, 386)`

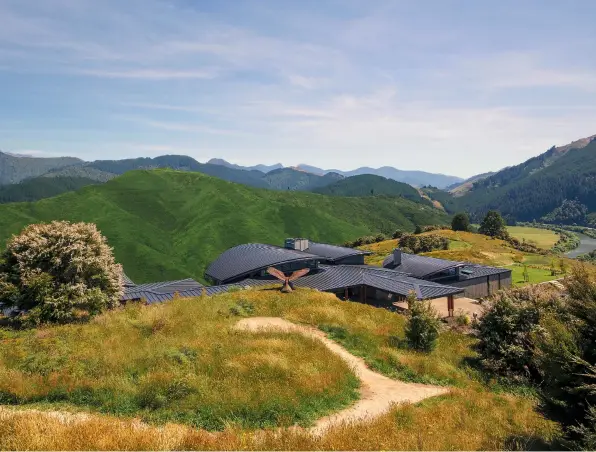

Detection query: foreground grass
(506, 226), (559, 250)
(0, 289), (561, 449)
(0, 294), (359, 430)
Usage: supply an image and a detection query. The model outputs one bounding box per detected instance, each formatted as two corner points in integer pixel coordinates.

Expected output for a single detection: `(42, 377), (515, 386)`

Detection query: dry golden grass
(0, 289), (562, 449)
(507, 226), (560, 250)
(0, 293), (359, 430)
(0, 389), (559, 450)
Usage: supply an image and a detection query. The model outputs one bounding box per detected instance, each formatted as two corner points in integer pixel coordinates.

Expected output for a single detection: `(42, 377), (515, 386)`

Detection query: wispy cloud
(78, 68), (220, 80)
(0, 0), (595, 177)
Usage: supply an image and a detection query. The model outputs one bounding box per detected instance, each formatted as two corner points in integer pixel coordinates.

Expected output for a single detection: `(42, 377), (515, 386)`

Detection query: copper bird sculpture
(266, 267), (310, 293)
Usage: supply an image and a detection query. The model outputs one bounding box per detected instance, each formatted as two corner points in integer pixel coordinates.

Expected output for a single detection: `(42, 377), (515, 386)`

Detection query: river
(566, 232), (596, 258)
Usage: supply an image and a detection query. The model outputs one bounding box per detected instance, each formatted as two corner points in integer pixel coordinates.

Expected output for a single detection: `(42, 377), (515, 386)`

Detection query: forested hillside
(0, 170), (448, 283)
(313, 174), (427, 204)
(262, 168), (344, 190)
(0, 176), (99, 203)
(458, 136), (596, 224)
(0, 151), (82, 185)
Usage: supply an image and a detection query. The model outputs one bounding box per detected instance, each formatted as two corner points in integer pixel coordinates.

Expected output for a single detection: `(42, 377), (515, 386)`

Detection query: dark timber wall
(452, 271), (512, 298)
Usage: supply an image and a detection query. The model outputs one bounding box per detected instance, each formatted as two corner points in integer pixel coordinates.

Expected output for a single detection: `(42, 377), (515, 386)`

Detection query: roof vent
(284, 238), (309, 251)
(393, 248), (402, 266)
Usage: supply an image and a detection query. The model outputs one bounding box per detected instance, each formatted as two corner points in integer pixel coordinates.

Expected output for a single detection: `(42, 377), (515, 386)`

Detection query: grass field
(507, 226), (560, 250)
(359, 229), (594, 286)
(0, 289), (561, 450)
(0, 170), (447, 284)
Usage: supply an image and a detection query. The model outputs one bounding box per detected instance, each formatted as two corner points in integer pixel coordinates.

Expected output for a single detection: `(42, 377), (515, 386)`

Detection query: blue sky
(1, 0), (595, 178)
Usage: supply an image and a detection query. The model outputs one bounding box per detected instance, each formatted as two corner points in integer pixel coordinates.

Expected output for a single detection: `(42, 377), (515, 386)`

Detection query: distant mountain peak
(207, 158), (283, 173)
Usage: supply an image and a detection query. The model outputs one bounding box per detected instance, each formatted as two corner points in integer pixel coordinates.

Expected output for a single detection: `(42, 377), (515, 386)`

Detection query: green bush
(479, 210), (509, 239)
(405, 293), (440, 352)
(398, 233), (449, 254)
(0, 221), (122, 325)
(451, 213), (470, 232)
(476, 285), (567, 381)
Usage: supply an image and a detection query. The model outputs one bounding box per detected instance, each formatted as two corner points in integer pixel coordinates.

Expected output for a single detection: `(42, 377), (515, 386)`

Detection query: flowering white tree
(0, 221), (122, 324)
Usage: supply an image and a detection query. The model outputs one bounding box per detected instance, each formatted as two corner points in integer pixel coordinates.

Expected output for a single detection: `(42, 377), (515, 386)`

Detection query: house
(382, 249), (512, 298)
(205, 239), (466, 315)
(123, 238), (512, 317)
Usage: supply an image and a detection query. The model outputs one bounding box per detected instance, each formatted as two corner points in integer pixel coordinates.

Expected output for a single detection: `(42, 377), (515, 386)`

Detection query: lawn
(509, 264), (556, 287)
(0, 289), (561, 450)
(507, 226), (559, 250)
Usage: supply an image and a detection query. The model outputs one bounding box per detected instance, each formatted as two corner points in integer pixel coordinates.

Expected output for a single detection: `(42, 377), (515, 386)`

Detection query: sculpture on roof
(266, 267), (310, 293)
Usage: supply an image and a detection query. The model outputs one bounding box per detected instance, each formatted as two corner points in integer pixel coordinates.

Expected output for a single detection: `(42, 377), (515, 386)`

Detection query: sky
(1, 0), (596, 178)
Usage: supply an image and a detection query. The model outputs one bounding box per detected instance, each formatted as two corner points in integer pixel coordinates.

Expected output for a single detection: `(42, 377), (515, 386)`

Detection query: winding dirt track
(234, 317), (449, 435)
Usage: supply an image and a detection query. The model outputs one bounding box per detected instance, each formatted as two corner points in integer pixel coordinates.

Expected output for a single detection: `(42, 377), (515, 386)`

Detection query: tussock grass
(0, 288), (562, 449)
(0, 294), (359, 430)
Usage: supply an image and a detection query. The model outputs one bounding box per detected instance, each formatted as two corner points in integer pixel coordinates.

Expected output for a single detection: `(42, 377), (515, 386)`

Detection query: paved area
(393, 296), (484, 318)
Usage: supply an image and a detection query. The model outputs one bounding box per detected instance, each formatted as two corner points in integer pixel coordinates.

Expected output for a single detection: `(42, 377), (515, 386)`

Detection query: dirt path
(235, 317), (449, 435)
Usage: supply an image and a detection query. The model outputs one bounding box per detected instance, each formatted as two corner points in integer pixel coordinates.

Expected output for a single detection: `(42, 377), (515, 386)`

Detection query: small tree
(0, 221), (122, 325)
(523, 264), (530, 283)
(550, 259), (557, 277)
(414, 224), (423, 234)
(405, 292), (440, 352)
(559, 259), (568, 275)
(451, 212), (470, 232)
(479, 210), (509, 239)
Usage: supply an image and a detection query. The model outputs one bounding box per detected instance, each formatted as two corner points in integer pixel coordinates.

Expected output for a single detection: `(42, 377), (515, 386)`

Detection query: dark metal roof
(292, 265), (463, 299)
(121, 278), (204, 302)
(121, 279), (274, 304)
(458, 264), (511, 280)
(122, 272), (136, 287)
(205, 243), (321, 283)
(383, 252), (465, 278)
(303, 242), (372, 262)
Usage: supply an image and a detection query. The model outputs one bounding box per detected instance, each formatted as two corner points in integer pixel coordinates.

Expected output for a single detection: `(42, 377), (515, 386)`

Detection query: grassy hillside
(0, 152), (82, 185)
(0, 170), (448, 283)
(507, 226), (559, 249)
(359, 229), (594, 286)
(446, 172), (495, 196)
(0, 176), (100, 204)
(459, 136), (596, 223)
(0, 289), (560, 450)
(313, 174), (427, 205)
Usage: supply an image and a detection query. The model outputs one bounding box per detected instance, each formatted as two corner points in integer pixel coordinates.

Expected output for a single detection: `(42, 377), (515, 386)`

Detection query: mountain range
(0, 151), (455, 204)
(0, 170), (447, 283)
(205, 158), (463, 188)
(441, 134), (596, 226)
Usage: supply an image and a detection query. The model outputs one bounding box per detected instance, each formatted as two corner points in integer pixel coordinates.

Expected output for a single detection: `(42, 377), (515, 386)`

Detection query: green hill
(0, 176), (99, 204)
(264, 168), (344, 190)
(0, 170), (448, 283)
(0, 151), (82, 185)
(458, 136), (596, 224)
(313, 174), (426, 204)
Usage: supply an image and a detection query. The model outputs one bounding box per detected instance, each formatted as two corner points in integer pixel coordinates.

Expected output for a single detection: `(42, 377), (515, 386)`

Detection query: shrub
(398, 233), (449, 254)
(405, 292), (440, 352)
(475, 285), (566, 381)
(451, 213), (470, 232)
(392, 229), (406, 239)
(0, 221), (122, 325)
(479, 210), (509, 239)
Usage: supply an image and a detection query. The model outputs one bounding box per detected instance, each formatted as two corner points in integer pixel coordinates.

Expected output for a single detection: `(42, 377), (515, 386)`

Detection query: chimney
(285, 238), (309, 251)
(393, 249), (402, 266)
